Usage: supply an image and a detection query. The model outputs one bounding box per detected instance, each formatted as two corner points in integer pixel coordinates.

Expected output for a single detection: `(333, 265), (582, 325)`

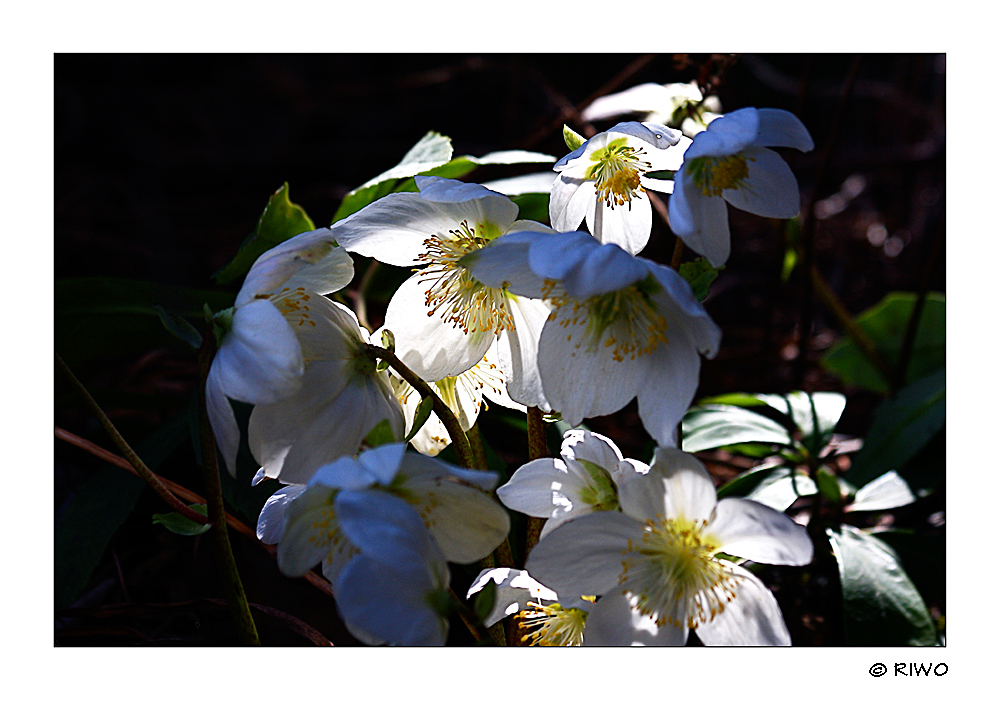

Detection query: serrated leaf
(678, 257), (722, 301)
(331, 132), (453, 223)
(563, 124), (586, 151)
(821, 292), (945, 393)
(681, 404), (794, 454)
(405, 395), (436, 442)
(152, 503), (211, 536)
(214, 183), (316, 284)
(827, 525), (937, 645)
(845, 369), (945, 487)
(153, 304), (202, 349)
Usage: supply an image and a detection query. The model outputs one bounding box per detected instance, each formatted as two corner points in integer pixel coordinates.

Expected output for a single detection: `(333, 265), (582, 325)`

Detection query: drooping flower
(669, 107), (814, 267)
(246, 301), (405, 485)
(581, 81), (723, 137)
(466, 230), (721, 446)
(387, 340), (524, 456)
(331, 176), (553, 409)
(525, 448), (814, 645)
(498, 429), (649, 537)
(206, 228), (354, 475)
(467, 567), (591, 646)
(550, 121), (690, 255)
(257, 443), (511, 644)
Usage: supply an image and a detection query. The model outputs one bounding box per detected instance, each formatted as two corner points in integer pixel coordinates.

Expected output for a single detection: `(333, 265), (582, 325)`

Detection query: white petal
(581, 83), (677, 122)
(754, 108), (814, 152)
(636, 329), (703, 446)
(498, 458), (576, 518)
(582, 586), (687, 646)
(668, 176), (731, 268)
(525, 510), (642, 598)
(205, 363), (241, 477)
(236, 227), (352, 306)
(550, 175), (594, 232)
(467, 568), (557, 627)
(383, 273), (494, 382)
(494, 296), (550, 409)
(464, 231), (550, 299)
(694, 563), (791, 645)
(705, 498), (814, 565)
(255, 484), (306, 544)
(275, 485), (341, 577)
(537, 236), (647, 298)
(648, 263), (722, 359)
(335, 489), (432, 569)
(649, 448), (718, 524)
(722, 147), (801, 219)
(684, 107), (760, 160)
(561, 430), (624, 470)
(585, 196), (651, 255)
(214, 299), (303, 405)
(308, 443), (407, 490)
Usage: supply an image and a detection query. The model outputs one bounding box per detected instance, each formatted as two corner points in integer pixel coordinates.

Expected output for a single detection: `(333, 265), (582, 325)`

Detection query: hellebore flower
(206, 228), (354, 475)
(581, 81), (723, 137)
(498, 429), (649, 538)
(246, 301), (404, 486)
(525, 448), (814, 646)
(550, 121), (689, 255)
(467, 230), (720, 446)
(331, 176), (552, 409)
(467, 567), (591, 646)
(669, 107), (814, 267)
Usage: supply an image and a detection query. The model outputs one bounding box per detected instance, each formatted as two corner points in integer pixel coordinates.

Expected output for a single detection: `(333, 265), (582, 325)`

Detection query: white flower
(550, 121), (690, 255)
(467, 567), (590, 646)
(467, 230), (721, 446)
(525, 448), (814, 645)
(388, 342), (525, 456)
(498, 429), (649, 537)
(331, 176), (553, 410)
(246, 301), (404, 485)
(581, 81), (723, 137)
(206, 228), (354, 475)
(669, 107), (814, 267)
(257, 443), (511, 644)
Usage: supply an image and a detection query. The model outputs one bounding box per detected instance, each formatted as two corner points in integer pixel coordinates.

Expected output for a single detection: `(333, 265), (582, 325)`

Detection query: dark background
(54, 54), (945, 645)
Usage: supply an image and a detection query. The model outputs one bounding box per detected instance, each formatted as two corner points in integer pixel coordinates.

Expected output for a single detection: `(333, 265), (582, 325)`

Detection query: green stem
(55, 354), (206, 525)
(196, 336), (261, 646)
(363, 344), (478, 472)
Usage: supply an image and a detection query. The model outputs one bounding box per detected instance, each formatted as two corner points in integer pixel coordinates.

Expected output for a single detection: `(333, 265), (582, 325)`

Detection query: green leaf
(846, 368), (945, 487)
(681, 404), (794, 454)
(821, 292), (945, 393)
(815, 466), (844, 504)
(363, 418), (399, 449)
(744, 471), (817, 512)
(782, 391), (847, 457)
(55, 277), (234, 368)
(563, 124), (586, 151)
(405, 395), (436, 442)
(472, 578), (498, 625)
(152, 503), (210, 536)
(331, 131), (454, 223)
(827, 525), (937, 645)
(214, 183), (316, 284)
(678, 257), (722, 302)
(717, 463), (792, 498)
(153, 304), (202, 349)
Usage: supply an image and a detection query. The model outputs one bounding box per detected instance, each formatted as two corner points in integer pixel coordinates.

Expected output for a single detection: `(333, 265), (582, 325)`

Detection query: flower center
(687, 154), (752, 197)
(585, 138), (651, 208)
(544, 277), (668, 363)
(257, 287), (318, 328)
(619, 517), (737, 630)
(516, 601), (587, 646)
(415, 221), (515, 335)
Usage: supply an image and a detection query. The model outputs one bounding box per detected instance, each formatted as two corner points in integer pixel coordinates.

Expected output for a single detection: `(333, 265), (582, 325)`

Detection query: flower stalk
(197, 335), (261, 646)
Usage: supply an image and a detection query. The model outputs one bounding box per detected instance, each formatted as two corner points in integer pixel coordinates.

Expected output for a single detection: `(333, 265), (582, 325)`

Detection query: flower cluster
(204, 101), (814, 645)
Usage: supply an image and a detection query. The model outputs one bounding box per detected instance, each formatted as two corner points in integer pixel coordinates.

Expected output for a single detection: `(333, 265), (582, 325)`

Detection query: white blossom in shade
(331, 176), (553, 410)
(525, 448), (814, 646)
(581, 81), (723, 137)
(498, 429), (649, 538)
(550, 121), (690, 255)
(206, 228), (354, 476)
(466, 230), (721, 446)
(669, 107), (815, 268)
(388, 341), (525, 456)
(467, 568), (591, 646)
(246, 301), (404, 486)
(260, 443), (509, 584)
